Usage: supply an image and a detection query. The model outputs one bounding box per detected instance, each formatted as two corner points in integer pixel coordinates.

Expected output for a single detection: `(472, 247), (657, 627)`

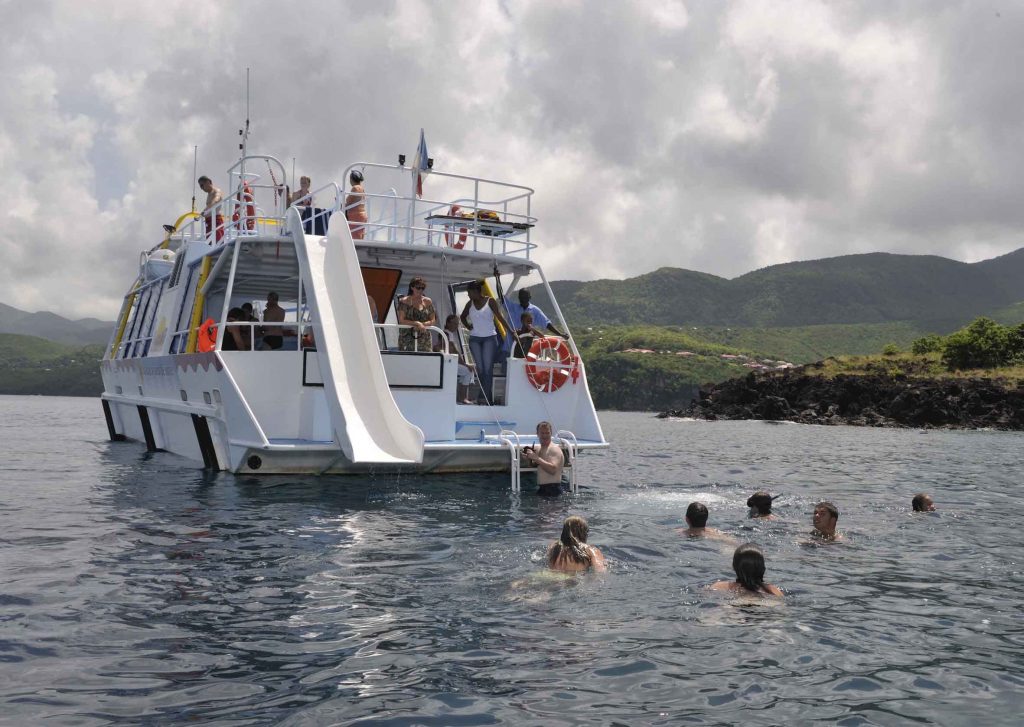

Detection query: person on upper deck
(289, 176), (312, 207)
(504, 288), (567, 352)
(198, 176), (224, 243)
(397, 277), (436, 352)
(345, 170), (368, 240)
(261, 292), (286, 350)
(461, 279), (511, 405)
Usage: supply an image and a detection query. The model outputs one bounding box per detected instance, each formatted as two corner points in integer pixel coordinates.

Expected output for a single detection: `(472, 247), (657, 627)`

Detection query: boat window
(168, 252), (186, 288)
(138, 280), (166, 356)
(170, 264), (198, 353)
(122, 286), (152, 358)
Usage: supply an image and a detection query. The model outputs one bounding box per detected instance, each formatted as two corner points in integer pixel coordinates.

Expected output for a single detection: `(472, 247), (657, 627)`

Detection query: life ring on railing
(231, 181), (256, 231)
(198, 318), (217, 353)
(525, 336), (573, 392)
(445, 204), (468, 249)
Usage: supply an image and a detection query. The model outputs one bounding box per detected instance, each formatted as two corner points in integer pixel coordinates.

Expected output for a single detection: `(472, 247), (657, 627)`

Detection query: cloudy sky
(2, 0), (1023, 319)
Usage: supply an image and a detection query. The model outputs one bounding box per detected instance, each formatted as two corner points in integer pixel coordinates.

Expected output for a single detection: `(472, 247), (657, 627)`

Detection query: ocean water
(0, 395), (1022, 726)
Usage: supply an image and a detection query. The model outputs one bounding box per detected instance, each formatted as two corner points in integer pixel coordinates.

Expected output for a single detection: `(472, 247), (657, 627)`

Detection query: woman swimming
(547, 516), (607, 573)
(711, 543), (783, 596)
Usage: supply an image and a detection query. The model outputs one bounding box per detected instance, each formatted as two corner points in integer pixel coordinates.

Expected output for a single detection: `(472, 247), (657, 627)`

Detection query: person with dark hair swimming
(912, 493), (936, 512)
(747, 491), (777, 520)
(547, 516), (606, 573)
(811, 501), (842, 541)
(711, 544), (783, 597)
(679, 502), (731, 540)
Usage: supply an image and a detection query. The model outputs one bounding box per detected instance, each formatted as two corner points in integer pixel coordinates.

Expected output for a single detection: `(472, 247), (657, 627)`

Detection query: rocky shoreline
(661, 368), (1024, 430)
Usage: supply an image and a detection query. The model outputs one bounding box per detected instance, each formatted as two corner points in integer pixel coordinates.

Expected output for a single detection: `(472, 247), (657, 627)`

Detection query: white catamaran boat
(100, 139), (607, 486)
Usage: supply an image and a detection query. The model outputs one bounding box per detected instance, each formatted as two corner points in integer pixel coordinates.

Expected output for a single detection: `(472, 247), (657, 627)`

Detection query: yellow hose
(482, 279), (508, 338)
(185, 255), (214, 353)
(160, 211), (200, 249)
(108, 281), (140, 359)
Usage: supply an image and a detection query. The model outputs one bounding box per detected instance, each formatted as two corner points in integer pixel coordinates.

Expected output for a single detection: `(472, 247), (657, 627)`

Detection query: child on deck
(513, 311), (546, 358)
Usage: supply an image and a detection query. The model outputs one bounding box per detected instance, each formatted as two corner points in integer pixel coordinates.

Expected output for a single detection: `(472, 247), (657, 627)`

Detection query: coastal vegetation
(0, 334), (106, 397)
(3, 240), (1024, 411)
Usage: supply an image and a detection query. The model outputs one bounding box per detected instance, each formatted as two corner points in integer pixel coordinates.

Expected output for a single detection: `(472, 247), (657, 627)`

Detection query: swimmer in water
(911, 493), (936, 512)
(547, 515), (607, 573)
(710, 543), (783, 597)
(679, 502), (732, 540)
(747, 491), (777, 520)
(811, 501), (842, 541)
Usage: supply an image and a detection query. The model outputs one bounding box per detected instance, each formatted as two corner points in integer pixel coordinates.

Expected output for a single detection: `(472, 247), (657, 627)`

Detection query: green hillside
(550, 248), (1024, 328)
(0, 334), (105, 397)
(3, 245), (1024, 408)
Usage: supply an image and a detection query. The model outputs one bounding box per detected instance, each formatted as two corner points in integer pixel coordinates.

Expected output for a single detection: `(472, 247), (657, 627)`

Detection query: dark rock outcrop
(660, 370), (1024, 430)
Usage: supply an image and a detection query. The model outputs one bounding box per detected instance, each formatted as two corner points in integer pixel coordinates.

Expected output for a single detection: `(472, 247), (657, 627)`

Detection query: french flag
(413, 129), (429, 198)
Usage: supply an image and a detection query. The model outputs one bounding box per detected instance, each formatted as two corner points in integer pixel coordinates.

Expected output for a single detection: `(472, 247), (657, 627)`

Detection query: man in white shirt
(523, 420), (564, 496)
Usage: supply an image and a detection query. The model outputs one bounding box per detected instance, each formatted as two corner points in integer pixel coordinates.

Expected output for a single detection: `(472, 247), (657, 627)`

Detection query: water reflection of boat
(99, 136), (607, 484)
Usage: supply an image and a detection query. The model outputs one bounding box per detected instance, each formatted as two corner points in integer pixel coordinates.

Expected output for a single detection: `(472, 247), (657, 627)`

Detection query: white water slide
(290, 210), (425, 464)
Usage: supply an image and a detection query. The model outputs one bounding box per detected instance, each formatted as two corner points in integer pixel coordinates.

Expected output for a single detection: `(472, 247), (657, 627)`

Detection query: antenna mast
(239, 67), (251, 187)
(190, 145), (198, 213)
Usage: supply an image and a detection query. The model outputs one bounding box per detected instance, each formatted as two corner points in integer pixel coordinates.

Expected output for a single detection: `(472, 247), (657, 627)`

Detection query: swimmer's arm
(764, 584), (784, 597)
(590, 547), (607, 573)
(709, 580), (733, 591)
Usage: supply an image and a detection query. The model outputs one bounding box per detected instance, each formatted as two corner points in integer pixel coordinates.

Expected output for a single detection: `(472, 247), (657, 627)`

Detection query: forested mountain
(0, 302), (112, 346)
(549, 248), (1024, 328)
(3, 246), (1024, 408)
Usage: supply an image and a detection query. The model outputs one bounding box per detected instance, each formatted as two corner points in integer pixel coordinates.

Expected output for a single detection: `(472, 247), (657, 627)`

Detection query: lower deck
(100, 346), (605, 481)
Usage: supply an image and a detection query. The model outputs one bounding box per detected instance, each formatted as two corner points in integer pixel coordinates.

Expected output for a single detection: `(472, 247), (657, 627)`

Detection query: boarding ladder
(498, 429), (579, 494)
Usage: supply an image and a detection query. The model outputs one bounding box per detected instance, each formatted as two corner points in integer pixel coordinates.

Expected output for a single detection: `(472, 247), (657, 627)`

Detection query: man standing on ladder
(523, 421), (564, 497)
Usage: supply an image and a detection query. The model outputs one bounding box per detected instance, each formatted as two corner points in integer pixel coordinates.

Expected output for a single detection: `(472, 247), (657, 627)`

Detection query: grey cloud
(2, 0), (1023, 317)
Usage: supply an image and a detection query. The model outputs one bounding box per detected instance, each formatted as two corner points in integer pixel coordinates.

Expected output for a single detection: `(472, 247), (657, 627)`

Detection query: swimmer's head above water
(747, 491), (775, 518)
(548, 515), (606, 573)
(812, 501), (839, 538)
(733, 544), (771, 592)
(912, 493), (935, 512)
(686, 502), (709, 528)
(711, 543), (783, 596)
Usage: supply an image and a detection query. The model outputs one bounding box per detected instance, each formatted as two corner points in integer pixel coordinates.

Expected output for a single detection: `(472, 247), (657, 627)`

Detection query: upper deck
(162, 156), (542, 264)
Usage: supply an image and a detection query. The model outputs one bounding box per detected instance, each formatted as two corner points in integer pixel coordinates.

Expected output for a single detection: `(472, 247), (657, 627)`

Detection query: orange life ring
(525, 336), (573, 392)
(231, 182), (256, 231)
(445, 204), (468, 249)
(198, 318), (217, 352)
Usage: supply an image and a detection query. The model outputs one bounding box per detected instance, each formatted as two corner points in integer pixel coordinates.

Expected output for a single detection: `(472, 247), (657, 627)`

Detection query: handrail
(220, 321), (302, 351)
(556, 429), (579, 494)
(372, 323), (446, 352)
(498, 429), (522, 493)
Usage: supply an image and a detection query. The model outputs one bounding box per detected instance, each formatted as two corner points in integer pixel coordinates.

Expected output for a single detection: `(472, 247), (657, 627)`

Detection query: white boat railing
(151, 157), (543, 260)
(372, 323), (447, 352)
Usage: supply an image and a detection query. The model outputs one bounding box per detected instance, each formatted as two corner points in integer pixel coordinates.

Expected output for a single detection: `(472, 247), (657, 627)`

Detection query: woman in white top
(460, 279), (511, 405)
